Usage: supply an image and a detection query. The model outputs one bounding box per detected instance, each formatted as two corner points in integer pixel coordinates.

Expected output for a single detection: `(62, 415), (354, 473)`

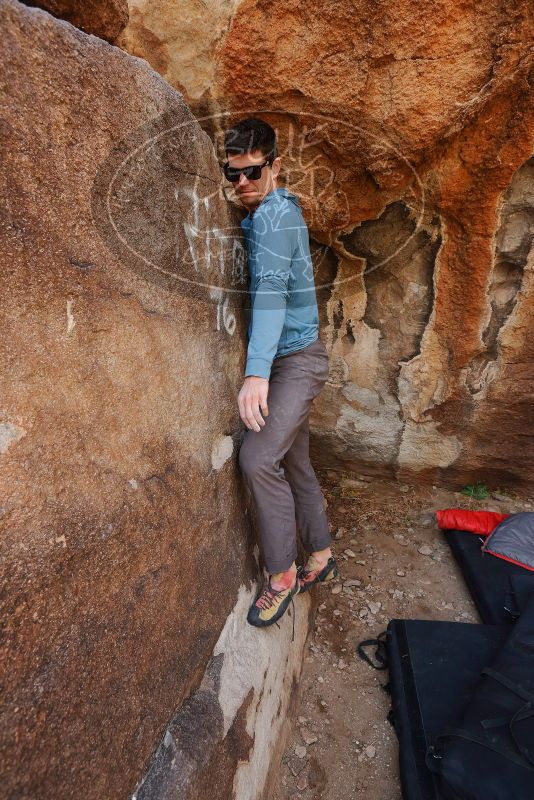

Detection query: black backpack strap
(510, 700), (534, 767)
(426, 727), (534, 773)
(356, 630), (388, 671)
(482, 666), (534, 703)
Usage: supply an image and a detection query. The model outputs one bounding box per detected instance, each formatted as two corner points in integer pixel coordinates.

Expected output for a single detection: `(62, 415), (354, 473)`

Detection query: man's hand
(238, 376), (269, 432)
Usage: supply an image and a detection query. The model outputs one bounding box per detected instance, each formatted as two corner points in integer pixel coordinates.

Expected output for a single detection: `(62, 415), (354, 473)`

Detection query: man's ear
(272, 156), (282, 179)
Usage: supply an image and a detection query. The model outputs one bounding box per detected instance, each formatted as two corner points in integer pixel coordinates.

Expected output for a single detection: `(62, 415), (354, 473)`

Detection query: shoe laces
(285, 581), (297, 643)
(259, 576), (298, 643)
(256, 583), (282, 610)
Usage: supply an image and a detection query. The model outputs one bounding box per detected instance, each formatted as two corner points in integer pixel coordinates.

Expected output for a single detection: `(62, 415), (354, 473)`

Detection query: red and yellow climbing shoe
(297, 555), (339, 593)
(247, 571), (300, 629)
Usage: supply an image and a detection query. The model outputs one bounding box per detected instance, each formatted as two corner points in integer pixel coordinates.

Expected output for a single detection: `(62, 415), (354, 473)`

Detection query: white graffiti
(210, 287), (237, 336)
(177, 178), (245, 336)
(66, 299), (75, 333)
(177, 179), (245, 282)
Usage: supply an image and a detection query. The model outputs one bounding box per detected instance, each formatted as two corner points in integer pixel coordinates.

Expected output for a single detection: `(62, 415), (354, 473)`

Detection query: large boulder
(0, 2), (312, 799)
(22, 0), (129, 41)
(119, 0), (534, 488)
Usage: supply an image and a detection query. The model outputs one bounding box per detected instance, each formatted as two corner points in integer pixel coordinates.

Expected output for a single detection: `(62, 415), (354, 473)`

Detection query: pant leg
(238, 336), (330, 573)
(238, 369), (310, 573)
(282, 415), (332, 554)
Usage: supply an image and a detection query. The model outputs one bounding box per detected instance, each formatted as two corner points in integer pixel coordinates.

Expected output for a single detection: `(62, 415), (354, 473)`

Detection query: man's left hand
(238, 376), (269, 432)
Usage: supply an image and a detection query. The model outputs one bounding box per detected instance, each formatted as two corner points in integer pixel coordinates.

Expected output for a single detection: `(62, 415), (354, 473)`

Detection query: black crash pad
(387, 619), (509, 800)
(427, 594), (534, 800)
(444, 528), (534, 625)
(505, 573), (534, 619)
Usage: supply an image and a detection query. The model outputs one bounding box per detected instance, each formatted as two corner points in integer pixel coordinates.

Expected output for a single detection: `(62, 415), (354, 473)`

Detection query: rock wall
(119, 0), (534, 489)
(22, 0), (129, 41)
(0, 2), (312, 798)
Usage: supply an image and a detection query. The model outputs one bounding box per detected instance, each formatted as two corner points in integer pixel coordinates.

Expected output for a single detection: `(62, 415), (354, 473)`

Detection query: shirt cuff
(244, 357), (272, 380)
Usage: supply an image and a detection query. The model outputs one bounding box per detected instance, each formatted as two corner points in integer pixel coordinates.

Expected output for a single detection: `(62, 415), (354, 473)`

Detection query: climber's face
(224, 149), (281, 211)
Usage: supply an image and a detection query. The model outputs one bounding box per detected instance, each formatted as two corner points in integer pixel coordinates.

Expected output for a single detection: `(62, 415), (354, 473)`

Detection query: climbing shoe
(297, 555), (339, 592)
(247, 571), (300, 631)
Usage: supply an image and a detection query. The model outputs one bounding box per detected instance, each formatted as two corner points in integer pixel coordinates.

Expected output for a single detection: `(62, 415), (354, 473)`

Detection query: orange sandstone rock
(119, 0), (534, 487)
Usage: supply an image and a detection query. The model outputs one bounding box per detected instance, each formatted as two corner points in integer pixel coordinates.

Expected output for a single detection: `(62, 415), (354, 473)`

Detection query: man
(223, 118), (339, 629)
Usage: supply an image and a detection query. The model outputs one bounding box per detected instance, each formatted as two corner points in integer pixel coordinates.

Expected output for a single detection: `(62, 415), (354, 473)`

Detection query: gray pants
(239, 336), (332, 573)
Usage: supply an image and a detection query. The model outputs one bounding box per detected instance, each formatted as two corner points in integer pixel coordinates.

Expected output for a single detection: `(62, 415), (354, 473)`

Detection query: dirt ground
(271, 470), (532, 800)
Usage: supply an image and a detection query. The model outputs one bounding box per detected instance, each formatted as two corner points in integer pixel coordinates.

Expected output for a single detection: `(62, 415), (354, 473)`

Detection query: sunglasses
(222, 159), (273, 183)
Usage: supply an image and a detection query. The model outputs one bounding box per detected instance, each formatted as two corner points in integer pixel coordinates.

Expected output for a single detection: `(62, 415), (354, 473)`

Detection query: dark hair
(224, 118), (278, 162)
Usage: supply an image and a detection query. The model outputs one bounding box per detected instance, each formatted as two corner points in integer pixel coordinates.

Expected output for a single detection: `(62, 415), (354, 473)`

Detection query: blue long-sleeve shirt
(240, 187), (320, 380)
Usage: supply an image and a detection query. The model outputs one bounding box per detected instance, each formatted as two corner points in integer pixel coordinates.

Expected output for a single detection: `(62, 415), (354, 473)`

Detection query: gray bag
(483, 512), (534, 571)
